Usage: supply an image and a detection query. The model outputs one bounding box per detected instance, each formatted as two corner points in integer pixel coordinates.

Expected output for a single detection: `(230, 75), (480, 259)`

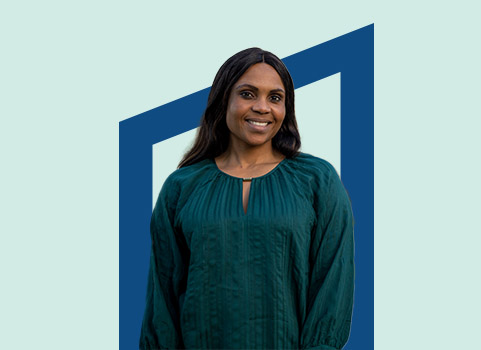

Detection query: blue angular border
(119, 24), (374, 349)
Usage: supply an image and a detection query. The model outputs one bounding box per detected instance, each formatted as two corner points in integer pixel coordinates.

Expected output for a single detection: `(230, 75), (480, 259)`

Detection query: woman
(140, 48), (354, 350)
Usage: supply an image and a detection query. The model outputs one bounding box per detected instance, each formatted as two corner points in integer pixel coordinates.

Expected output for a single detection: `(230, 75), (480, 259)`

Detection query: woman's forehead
(234, 63), (285, 90)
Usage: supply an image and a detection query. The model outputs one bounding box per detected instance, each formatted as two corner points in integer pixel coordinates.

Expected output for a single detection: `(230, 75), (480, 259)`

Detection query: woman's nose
(252, 98), (270, 114)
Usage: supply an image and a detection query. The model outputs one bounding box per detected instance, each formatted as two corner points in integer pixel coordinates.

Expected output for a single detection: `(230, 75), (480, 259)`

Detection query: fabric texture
(139, 153), (354, 350)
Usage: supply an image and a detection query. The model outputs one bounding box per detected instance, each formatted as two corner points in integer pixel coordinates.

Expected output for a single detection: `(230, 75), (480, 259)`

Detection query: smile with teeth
(247, 120), (270, 126)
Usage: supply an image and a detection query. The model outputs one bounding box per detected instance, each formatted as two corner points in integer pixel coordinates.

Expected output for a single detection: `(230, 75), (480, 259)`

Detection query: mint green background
(1, 1), (480, 349)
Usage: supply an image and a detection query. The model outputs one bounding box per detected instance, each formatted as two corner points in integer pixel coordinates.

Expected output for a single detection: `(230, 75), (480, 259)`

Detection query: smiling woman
(226, 63), (286, 146)
(219, 62), (287, 213)
(225, 63), (286, 152)
(139, 48), (354, 350)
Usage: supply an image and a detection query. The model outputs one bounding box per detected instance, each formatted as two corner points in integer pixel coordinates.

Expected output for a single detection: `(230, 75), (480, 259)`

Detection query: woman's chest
(174, 176), (316, 251)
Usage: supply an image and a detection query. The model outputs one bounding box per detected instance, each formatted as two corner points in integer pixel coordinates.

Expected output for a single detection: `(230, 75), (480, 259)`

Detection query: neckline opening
(212, 157), (286, 180)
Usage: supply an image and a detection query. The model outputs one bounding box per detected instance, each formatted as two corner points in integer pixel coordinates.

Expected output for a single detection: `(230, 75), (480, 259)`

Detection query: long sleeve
(139, 177), (189, 350)
(300, 165), (355, 350)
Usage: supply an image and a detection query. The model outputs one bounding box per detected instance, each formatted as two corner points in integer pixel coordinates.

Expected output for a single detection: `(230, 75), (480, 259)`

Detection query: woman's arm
(139, 177), (189, 350)
(300, 165), (355, 350)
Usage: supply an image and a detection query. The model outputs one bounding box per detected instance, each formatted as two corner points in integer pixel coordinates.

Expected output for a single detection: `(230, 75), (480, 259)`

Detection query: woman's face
(225, 63), (286, 150)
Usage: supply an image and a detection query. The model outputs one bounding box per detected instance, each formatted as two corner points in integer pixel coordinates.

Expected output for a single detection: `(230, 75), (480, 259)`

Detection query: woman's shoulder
(161, 158), (217, 192)
(287, 153), (348, 202)
(287, 152), (339, 179)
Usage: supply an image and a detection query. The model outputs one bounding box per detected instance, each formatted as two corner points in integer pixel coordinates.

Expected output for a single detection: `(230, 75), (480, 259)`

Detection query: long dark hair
(178, 48), (301, 168)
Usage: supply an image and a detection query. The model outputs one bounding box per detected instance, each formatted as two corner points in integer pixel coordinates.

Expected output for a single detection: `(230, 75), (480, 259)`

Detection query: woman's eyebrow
(235, 83), (285, 94)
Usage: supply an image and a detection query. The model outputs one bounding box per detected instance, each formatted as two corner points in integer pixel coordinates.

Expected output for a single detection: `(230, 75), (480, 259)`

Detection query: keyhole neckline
(211, 157), (287, 181)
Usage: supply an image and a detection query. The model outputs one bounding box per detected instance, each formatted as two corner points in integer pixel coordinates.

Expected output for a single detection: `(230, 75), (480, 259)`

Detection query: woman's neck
(218, 143), (282, 166)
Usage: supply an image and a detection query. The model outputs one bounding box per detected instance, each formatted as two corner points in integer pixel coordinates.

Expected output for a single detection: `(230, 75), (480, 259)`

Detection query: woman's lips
(245, 119), (272, 132)
(248, 120), (269, 126)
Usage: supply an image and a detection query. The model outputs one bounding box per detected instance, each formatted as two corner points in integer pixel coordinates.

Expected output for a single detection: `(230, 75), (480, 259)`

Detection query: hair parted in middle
(178, 47), (301, 168)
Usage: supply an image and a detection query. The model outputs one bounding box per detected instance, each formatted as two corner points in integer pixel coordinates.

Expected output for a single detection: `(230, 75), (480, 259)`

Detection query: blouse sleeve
(139, 176), (189, 350)
(300, 165), (355, 350)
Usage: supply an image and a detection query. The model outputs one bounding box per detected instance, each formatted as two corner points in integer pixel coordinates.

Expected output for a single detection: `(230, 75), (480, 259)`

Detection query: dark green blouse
(140, 153), (354, 350)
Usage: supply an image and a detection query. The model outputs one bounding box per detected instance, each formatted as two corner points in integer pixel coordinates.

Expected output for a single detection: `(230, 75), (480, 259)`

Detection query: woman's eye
(240, 91), (254, 99)
(270, 95), (282, 102)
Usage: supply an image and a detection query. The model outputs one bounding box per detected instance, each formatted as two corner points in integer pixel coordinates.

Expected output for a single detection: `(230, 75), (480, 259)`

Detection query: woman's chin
(243, 138), (274, 149)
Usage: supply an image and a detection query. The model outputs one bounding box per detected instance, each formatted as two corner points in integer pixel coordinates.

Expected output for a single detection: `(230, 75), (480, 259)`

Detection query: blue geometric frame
(119, 24), (374, 350)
